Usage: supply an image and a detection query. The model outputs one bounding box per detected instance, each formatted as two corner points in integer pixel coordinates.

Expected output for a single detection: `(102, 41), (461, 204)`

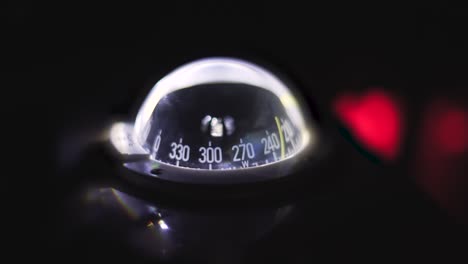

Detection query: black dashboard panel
(3, 2), (467, 263)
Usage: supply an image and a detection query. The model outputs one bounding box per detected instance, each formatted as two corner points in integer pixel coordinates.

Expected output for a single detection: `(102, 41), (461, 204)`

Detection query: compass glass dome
(110, 57), (319, 184)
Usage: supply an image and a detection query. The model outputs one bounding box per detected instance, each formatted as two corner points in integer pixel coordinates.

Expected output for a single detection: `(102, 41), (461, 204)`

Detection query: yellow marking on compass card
(275, 116), (285, 159)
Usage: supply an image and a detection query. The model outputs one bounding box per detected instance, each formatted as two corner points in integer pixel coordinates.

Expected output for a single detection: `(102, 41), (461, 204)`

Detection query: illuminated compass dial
(110, 57), (319, 184)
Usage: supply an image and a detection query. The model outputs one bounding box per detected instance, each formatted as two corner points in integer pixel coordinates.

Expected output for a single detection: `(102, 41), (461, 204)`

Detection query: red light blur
(333, 88), (403, 161)
(431, 105), (468, 155)
(415, 100), (468, 223)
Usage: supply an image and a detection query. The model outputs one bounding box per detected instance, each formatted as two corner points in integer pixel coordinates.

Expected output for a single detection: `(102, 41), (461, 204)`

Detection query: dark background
(3, 2), (467, 262)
